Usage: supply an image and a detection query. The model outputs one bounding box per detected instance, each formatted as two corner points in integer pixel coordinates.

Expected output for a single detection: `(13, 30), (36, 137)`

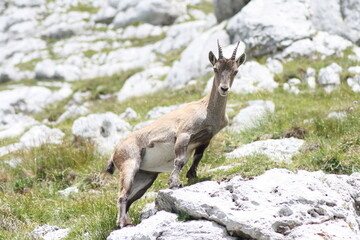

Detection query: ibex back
(106, 41), (246, 228)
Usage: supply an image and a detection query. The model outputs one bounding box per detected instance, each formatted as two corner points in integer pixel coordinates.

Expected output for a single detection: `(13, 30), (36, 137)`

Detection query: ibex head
(208, 40), (246, 97)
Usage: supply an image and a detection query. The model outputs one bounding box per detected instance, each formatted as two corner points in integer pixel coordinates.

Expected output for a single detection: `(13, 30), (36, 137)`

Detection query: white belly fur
(140, 142), (197, 173)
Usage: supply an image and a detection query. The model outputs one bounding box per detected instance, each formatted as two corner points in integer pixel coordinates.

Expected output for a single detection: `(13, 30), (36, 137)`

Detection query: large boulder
(156, 169), (360, 239)
(72, 112), (131, 155)
(213, 0), (250, 23)
(116, 66), (170, 102)
(226, 137), (305, 163)
(309, 0), (360, 44)
(226, 0), (315, 57)
(107, 211), (236, 240)
(164, 22), (232, 89)
(113, 0), (186, 28)
(0, 125), (65, 157)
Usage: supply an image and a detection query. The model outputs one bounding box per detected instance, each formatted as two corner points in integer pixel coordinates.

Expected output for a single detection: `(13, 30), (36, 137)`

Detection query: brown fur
(107, 43), (246, 228)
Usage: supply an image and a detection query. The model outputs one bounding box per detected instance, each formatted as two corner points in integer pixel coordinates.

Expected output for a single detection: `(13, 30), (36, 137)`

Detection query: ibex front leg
(168, 133), (190, 189)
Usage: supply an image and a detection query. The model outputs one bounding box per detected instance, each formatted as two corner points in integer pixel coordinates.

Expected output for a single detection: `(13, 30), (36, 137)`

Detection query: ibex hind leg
(117, 158), (140, 228)
(126, 170), (158, 212)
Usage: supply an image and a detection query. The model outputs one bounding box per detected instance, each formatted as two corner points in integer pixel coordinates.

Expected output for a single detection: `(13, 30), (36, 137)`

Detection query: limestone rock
(230, 100), (275, 133)
(318, 63), (342, 93)
(146, 104), (186, 120)
(164, 22), (231, 89)
(226, 138), (305, 163)
(347, 75), (360, 92)
(31, 225), (70, 240)
(117, 66), (169, 102)
(119, 107), (138, 120)
(0, 112), (38, 139)
(306, 68), (317, 89)
(107, 211), (236, 240)
(266, 58), (283, 74)
(58, 186), (79, 198)
(213, 0), (249, 23)
(52, 105), (90, 125)
(156, 169), (360, 239)
(94, 7), (117, 24)
(227, 0), (315, 57)
(72, 112), (131, 155)
(113, 0), (185, 28)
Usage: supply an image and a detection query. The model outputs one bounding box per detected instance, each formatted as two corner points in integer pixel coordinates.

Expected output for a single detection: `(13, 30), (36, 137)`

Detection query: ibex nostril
(221, 87), (229, 92)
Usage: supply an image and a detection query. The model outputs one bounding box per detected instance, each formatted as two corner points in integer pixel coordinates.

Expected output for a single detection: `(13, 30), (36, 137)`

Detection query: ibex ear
(236, 53), (246, 67)
(209, 51), (217, 66)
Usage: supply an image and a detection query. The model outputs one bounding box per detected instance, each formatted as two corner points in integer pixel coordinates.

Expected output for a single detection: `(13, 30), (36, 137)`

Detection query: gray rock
(107, 211), (236, 240)
(113, 0), (185, 28)
(230, 100), (275, 133)
(156, 169), (360, 239)
(72, 112), (131, 155)
(117, 66), (169, 102)
(41, 21), (87, 40)
(213, 0), (250, 23)
(140, 202), (158, 221)
(146, 104), (185, 119)
(227, 0), (315, 57)
(226, 138), (305, 163)
(31, 225), (70, 240)
(133, 120), (155, 131)
(35, 60), (57, 80)
(318, 63), (342, 93)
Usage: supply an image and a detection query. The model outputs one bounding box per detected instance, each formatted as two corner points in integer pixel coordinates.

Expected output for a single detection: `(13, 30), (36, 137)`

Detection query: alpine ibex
(106, 41), (246, 228)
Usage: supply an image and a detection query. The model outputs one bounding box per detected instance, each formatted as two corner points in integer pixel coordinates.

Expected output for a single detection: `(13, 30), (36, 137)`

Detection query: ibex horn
(231, 41), (240, 60)
(217, 39), (223, 59)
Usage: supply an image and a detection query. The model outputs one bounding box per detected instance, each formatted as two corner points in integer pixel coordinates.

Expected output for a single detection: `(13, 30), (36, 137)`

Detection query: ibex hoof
(117, 217), (132, 229)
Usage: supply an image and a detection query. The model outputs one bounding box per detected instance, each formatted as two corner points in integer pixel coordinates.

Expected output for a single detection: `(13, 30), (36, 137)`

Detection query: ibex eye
(234, 70), (238, 75)
(214, 68), (218, 73)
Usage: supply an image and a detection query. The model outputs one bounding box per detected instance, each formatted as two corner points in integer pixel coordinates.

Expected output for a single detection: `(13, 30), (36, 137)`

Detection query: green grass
(1, 51), (360, 239)
(68, 4), (99, 14)
(15, 58), (42, 72)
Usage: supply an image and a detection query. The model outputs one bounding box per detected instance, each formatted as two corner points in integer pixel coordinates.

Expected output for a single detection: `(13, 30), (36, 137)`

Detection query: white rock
(306, 68), (317, 89)
(226, 138), (304, 163)
(117, 66), (169, 102)
(41, 21), (87, 40)
(133, 120), (155, 131)
(279, 39), (315, 60)
(266, 58), (283, 74)
(156, 169), (360, 239)
(113, 0), (185, 28)
(146, 104), (185, 119)
(72, 112), (131, 155)
(318, 63), (342, 92)
(54, 105), (90, 125)
(230, 100), (275, 133)
(94, 6), (117, 24)
(327, 112), (347, 120)
(288, 78), (301, 86)
(232, 61), (278, 94)
(31, 225), (70, 240)
(3, 158), (22, 168)
(58, 186), (79, 198)
(347, 75), (360, 92)
(348, 66), (360, 74)
(35, 60), (56, 80)
(313, 31), (353, 57)
(107, 211), (236, 240)
(0, 125), (65, 157)
(0, 113), (38, 139)
(227, 0), (315, 56)
(309, 0), (360, 44)
(119, 107), (138, 120)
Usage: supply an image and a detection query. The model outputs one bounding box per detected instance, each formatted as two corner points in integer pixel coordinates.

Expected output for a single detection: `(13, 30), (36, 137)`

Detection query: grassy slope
(1, 52), (360, 239)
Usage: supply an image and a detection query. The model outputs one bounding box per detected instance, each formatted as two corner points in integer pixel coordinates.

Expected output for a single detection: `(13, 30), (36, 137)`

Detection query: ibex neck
(206, 78), (228, 118)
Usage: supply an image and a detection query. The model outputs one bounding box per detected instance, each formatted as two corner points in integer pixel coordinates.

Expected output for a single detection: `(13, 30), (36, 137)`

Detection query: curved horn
(217, 39), (223, 59)
(231, 41), (240, 60)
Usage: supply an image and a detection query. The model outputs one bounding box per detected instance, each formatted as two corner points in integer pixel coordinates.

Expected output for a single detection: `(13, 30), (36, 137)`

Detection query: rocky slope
(1, 0), (360, 239)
